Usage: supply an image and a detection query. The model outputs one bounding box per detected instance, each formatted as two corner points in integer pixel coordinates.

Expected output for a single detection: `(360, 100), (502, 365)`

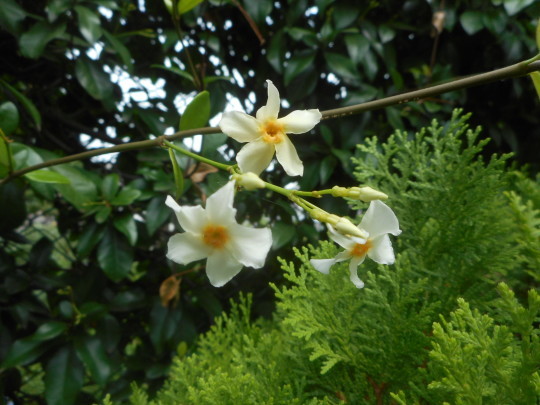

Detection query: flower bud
(334, 218), (369, 239)
(349, 186), (388, 201)
(232, 172), (266, 190)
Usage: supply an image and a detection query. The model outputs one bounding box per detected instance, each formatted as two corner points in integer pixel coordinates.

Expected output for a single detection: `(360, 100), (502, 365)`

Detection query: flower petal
(275, 135), (303, 176)
(165, 195), (181, 212)
(359, 200), (401, 239)
(236, 139), (275, 175)
(170, 205), (207, 234)
(328, 226), (361, 250)
(277, 109), (322, 134)
(256, 80), (280, 121)
(206, 181), (237, 225)
(310, 258), (337, 274)
(349, 256), (366, 288)
(205, 249), (243, 287)
(367, 234), (395, 265)
(227, 224), (272, 268)
(167, 232), (211, 264)
(219, 111), (261, 143)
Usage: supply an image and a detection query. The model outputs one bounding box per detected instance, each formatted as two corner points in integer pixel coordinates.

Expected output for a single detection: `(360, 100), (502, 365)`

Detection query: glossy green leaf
(45, 347), (84, 405)
(460, 11), (484, 35)
(332, 3), (360, 30)
(378, 25), (396, 43)
(271, 222), (296, 250)
(0, 0), (26, 33)
(24, 169), (70, 184)
(75, 5), (102, 43)
(1, 338), (47, 368)
(0, 80), (42, 129)
(75, 58), (113, 100)
(267, 30), (285, 74)
(53, 165), (98, 211)
(503, 0), (535, 15)
(75, 336), (114, 385)
(325, 52), (360, 83)
(46, 0), (71, 20)
(362, 49), (378, 81)
(169, 148), (184, 199)
(98, 315), (121, 352)
(111, 188), (141, 205)
(344, 34), (370, 64)
(178, 0), (205, 14)
(149, 302), (182, 354)
(319, 155), (337, 184)
(179, 91), (210, 131)
(98, 228), (133, 281)
(103, 30), (133, 72)
(101, 173), (120, 200)
(530, 72), (540, 101)
(113, 214), (138, 246)
(243, 0), (273, 24)
(95, 205), (112, 223)
(284, 51), (316, 86)
(32, 321), (68, 341)
(77, 223), (104, 257)
(0, 102), (19, 136)
(146, 196), (170, 236)
(19, 21), (66, 59)
(287, 27), (318, 46)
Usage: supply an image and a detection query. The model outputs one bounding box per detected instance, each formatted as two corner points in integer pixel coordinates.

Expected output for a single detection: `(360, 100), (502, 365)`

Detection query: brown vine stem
(0, 127), (220, 185)
(2, 59), (539, 185)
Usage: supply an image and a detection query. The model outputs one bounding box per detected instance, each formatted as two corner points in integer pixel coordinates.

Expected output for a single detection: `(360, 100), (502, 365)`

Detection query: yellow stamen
(261, 120), (284, 144)
(202, 224), (229, 249)
(350, 240), (372, 257)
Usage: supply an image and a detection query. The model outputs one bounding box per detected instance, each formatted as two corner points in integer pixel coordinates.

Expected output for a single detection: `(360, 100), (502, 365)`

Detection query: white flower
(165, 182), (273, 287)
(219, 80), (322, 177)
(310, 200), (401, 288)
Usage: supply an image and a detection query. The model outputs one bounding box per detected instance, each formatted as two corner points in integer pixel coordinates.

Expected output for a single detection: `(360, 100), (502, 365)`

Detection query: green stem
(163, 140), (232, 171)
(262, 181), (316, 211)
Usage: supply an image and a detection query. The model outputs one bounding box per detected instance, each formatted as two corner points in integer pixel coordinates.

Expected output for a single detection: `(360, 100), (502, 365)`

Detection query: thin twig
(2, 59), (539, 184)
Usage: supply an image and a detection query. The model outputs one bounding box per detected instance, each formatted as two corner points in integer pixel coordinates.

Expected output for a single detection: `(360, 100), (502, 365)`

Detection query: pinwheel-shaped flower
(166, 182), (272, 287)
(219, 80), (322, 176)
(310, 200), (401, 288)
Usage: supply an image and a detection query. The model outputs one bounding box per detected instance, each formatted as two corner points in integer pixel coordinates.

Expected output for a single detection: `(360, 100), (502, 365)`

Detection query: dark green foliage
(115, 113), (540, 403)
(2, 1), (540, 403)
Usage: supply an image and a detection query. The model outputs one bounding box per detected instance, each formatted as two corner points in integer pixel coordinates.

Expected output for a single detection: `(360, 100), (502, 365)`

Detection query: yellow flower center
(350, 240), (372, 257)
(202, 224), (229, 249)
(261, 120), (284, 144)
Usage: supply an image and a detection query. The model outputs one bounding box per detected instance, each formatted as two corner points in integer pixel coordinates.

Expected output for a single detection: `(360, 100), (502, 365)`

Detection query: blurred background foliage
(0, 0), (539, 403)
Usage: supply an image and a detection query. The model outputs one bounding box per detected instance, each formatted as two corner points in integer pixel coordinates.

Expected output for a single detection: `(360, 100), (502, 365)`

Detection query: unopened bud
(334, 218), (368, 239)
(232, 172), (265, 190)
(348, 186), (388, 202)
(310, 208), (331, 222)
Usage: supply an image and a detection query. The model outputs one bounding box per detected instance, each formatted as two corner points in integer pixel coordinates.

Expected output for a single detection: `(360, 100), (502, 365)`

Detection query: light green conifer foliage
(114, 111), (539, 404)
(394, 283), (540, 404)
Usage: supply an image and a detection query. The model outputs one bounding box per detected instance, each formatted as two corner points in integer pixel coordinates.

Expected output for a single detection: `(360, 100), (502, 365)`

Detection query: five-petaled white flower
(165, 182), (273, 287)
(219, 80), (322, 177)
(310, 200), (401, 288)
